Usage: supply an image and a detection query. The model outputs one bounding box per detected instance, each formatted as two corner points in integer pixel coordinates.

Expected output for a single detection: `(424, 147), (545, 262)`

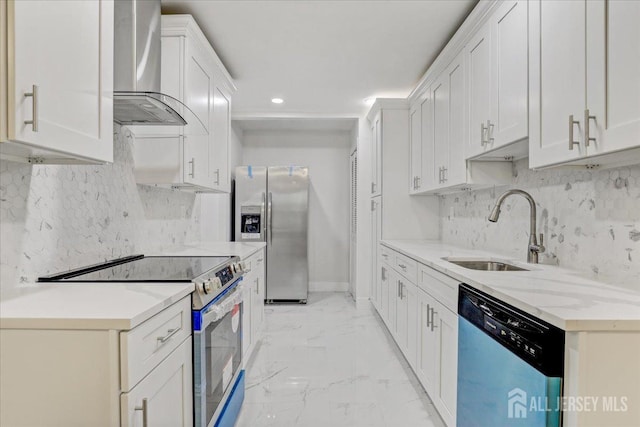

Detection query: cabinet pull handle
(416, 176), (420, 189)
(487, 120), (494, 143)
(255, 278), (259, 294)
(480, 123), (487, 146)
(381, 266), (387, 281)
(430, 307), (438, 332)
(157, 328), (179, 344)
(568, 115), (580, 150)
(398, 264), (407, 270)
(438, 167), (442, 184)
(426, 303), (431, 327)
(24, 85), (39, 132)
(400, 282), (405, 299)
(371, 182), (375, 194)
(584, 109), (596, 147)
(397, 281), (401, 298)
(188, 158), (195, 177)
(214, 168), (220, 185)
(135, 398), (148, 427)
(442, 167), (447, 183)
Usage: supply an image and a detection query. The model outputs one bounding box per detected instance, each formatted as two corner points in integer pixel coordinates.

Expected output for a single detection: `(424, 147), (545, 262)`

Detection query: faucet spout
(488, 189), (544, 263)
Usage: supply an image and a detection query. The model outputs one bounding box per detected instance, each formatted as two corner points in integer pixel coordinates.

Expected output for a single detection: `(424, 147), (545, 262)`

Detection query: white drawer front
(394, 252), (418, 283)
(419, 265), (459, 312)
(120, 297), (191, 391)
(380, 245), (393, 264)
(243, 249), (265, 276)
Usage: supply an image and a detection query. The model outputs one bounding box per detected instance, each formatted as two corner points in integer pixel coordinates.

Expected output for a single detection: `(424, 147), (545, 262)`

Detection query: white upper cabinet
(409, 103), (422, 193)
(132, 15), (235, 192)
(467, 0), (528, 160)
(529, 0), (587, 168)
(585, 0), (640, 158)
(420, 89), (436, 190)
(466, 22), (493, 159)
(432, 51), (473, 190)
(1, 0), (113, 164)
(371, 111), (382, 197)
(211, 84), (232, 192)
(490, 0), (528, 151)
(530, 0), (640, 168)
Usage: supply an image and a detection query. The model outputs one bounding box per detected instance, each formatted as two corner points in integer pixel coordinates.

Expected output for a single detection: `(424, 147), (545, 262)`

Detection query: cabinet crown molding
(161, 14), (237, 93)
(366, 98), (409, 123)
(408, 0), (498, 105)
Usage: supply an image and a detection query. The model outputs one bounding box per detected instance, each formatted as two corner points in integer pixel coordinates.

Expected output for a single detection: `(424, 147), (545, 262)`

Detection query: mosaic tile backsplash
(441, 159), (640, 289)
(0, 127), (202, 290)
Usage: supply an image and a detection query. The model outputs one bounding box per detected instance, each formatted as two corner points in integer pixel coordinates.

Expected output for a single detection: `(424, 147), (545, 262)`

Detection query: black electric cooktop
(38, 255), (232, 282)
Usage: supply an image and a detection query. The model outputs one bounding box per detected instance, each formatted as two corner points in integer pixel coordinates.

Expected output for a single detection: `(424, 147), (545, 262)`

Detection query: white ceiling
(234, 117), (356, 132)
(161, 0), (477, 118)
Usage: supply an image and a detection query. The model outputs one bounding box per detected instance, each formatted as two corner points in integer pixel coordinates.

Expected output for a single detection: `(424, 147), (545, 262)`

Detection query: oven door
(193, 280), (243, 427)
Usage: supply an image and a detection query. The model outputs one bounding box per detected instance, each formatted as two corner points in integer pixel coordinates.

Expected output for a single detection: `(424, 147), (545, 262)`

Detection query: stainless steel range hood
(114, 0), (187, 126)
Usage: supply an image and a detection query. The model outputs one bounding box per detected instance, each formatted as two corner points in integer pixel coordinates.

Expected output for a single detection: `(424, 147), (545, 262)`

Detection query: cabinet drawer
(394, 252), (418, 283)
(120, 297), (191, 391)
(243, 249), (265, 276)
(418, 265), (459, 312)
(380, 245), (393, 264)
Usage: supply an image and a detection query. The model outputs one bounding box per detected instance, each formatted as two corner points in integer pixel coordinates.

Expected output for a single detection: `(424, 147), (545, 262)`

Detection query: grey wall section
(242, 130), (351, 291)
(0, 127), (202, 290)
(440, 159), (640, 289)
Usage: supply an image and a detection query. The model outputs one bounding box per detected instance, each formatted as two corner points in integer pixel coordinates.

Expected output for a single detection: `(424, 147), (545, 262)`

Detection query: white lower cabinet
(121, 337), (193, 427)
(0, 296), (193, 427)
(375, 245), (458, 427)
(242, 248), (265, 364)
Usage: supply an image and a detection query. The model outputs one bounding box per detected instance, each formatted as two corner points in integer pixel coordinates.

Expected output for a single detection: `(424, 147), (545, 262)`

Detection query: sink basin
(443, 258), (529, 272)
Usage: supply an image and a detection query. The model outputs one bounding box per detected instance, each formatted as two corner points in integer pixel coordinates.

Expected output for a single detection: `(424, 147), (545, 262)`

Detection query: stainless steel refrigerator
(235, 166), (309, 303)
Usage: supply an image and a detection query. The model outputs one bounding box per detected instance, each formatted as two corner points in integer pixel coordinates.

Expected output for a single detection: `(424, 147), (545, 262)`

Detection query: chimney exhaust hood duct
(113, 0), (187, 126)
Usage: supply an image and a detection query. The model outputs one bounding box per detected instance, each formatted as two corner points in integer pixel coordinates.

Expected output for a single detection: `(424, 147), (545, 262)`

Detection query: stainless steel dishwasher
(457, 284), (565, 426)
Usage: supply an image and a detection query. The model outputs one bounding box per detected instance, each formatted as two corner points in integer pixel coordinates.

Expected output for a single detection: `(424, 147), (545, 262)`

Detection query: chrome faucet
(488, 189), (545, 263)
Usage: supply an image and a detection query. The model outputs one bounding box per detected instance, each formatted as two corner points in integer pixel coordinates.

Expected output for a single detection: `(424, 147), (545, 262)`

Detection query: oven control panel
(216, 266), (235, 286)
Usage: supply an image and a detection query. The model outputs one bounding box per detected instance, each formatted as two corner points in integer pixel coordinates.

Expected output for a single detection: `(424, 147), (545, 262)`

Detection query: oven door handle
(201, 284), (244, 326)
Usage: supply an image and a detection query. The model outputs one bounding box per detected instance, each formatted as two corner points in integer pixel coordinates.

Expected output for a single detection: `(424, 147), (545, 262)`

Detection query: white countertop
(0, 242), (262, 331)
(151, 241), (266, 259)
(382, 240), (640, 332)
(0, 283), (194, 330)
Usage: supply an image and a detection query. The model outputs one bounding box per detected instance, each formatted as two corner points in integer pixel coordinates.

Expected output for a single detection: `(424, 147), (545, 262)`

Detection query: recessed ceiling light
(364, 97), (375, 106)
(271, 98), (284, 104)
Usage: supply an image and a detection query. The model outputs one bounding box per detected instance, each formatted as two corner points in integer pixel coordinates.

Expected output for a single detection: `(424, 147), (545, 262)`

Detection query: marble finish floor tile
(236, 292), (445, 427)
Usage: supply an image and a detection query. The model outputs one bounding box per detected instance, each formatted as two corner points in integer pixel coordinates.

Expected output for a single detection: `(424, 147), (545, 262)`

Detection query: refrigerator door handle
(261, 192), (266, 239)
(267, 192), (273, 245)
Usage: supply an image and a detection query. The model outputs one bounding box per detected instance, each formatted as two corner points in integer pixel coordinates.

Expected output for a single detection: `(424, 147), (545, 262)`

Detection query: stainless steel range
(38, 254), (244, 309)
(39, 254), (248, 427)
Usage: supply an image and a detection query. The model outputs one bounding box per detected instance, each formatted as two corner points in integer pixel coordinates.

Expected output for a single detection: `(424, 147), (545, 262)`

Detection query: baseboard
(309, 281), (349, 292)
(354, 296), (370, 309)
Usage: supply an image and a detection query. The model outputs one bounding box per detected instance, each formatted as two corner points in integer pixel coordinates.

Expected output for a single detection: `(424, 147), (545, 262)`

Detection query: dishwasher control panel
(459, 283), (565, 377)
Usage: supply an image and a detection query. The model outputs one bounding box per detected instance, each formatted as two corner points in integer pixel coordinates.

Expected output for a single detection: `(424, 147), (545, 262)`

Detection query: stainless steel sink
(443, 258), (529, 271)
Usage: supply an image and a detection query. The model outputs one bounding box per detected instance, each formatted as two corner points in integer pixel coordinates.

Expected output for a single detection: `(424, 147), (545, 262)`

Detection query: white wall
(0, 127), (203, 291)
(242, 130), (351, 291)
(441, 160), (640, 289)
